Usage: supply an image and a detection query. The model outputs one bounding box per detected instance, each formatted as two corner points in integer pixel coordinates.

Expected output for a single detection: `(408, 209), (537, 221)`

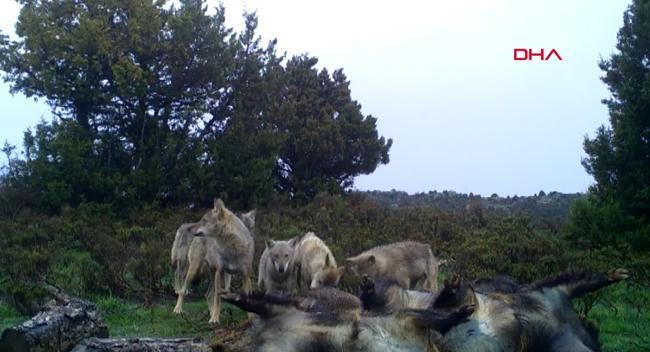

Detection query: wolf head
(239, 209), (256, 232)
(345, 253), (380, 282)
(193, 198), (247, 239)
(310, 254), (345, 289)
(266, 236), (300, 274)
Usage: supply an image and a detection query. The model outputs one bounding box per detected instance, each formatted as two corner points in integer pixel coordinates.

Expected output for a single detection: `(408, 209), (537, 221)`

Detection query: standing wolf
(171, 199), (255, 323)
(293, 232), (342, 290)
(258, 236), (301, 295)
(346, 241), (440, 292)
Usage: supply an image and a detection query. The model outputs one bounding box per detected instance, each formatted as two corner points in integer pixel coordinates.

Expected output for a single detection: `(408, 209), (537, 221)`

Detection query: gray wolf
(171, 199), (255, 323)
(346, 241), (440, 292)
(258, 236), (300, 295)
(294, 232), (341, 290)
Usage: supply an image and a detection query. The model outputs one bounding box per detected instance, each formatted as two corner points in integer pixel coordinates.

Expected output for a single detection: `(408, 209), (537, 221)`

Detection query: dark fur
(223, 293), (474, 351)
(440, 269), (627, 352)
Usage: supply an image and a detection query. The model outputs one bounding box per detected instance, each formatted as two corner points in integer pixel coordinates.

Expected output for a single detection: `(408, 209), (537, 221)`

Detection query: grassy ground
(0, 296), (246, 342)
(0, 302), (26, 332)
(94, 295), (246, 341)
(1, 288), (648, 351)
(587, 284), (650, 351)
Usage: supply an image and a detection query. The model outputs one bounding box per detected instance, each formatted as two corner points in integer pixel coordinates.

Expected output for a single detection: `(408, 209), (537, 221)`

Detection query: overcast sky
(0, 0), (631, 196)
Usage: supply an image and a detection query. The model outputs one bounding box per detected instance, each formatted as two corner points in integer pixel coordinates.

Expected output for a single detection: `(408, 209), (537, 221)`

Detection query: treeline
(0, 0), (391, 214)
(363, 190), (584, 222)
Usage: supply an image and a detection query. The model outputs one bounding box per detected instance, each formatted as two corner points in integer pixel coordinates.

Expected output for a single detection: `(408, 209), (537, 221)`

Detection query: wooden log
(70, 338), (211, 352)
(0, 295), (108, 352)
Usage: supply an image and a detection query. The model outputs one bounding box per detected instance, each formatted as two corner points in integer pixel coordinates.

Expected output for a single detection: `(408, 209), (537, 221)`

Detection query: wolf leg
(208, 269), (222, 324)
(223, 273), (232, 292)
(425, 249), (440, 292)
(243, 275), (253, 295)
(173, 294), (185, 314)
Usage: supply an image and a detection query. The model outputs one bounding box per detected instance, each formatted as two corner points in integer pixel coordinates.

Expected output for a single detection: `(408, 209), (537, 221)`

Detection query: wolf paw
(173, 306), (184, 314)
(608, 268), (629, 281)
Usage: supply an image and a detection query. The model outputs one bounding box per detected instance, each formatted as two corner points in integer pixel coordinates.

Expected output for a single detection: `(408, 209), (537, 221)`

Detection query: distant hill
(359, 190), (584, 222)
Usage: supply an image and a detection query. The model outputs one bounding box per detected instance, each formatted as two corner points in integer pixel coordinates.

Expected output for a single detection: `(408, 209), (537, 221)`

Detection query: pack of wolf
(171, 199), (629, 352)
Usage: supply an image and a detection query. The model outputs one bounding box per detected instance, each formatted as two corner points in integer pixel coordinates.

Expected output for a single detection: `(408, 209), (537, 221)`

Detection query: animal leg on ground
(208, 268), (222, 323)
(173, 293), (184, 314)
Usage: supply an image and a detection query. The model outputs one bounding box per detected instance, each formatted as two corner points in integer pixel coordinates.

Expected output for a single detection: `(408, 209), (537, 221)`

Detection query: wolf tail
(171, 226), (192, 294)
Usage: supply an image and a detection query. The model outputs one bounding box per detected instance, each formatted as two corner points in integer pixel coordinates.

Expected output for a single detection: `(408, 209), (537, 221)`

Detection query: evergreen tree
(583, 0), (650, 219)
(571, 0), (650, 252)
(270, 56), (392, 199)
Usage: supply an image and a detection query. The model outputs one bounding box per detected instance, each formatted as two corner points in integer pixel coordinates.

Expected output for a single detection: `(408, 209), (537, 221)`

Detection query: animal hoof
(608, 268), (629, 281)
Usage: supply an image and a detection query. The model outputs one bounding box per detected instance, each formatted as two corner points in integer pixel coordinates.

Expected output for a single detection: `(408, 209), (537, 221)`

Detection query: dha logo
(514, 48), (563, 61)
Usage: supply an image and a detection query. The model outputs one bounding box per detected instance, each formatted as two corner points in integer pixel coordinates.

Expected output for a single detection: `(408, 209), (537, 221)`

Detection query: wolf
(171, 209), (255, 320)
(258, 236), (301, 295)
(346, 241), (440, 292)
(294, 232), (341, 290)
(438, 268), (629, 352)
(221, 292), (475, 352)
(172, 199), (255, 323)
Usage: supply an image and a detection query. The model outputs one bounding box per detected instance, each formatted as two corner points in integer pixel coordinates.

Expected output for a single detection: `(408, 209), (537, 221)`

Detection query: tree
(570, 0), (650, 254)
(582, 0), (650, 219)
(270, 56), (392, 199)
(0, 1), (392, 210)
(0, 0), (240, 209)
(200, 13), (285, 209)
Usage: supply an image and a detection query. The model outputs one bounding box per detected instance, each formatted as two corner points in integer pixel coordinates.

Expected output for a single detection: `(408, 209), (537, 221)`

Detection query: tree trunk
(70, 338), (211, 352)
(0, 295), (108, 352)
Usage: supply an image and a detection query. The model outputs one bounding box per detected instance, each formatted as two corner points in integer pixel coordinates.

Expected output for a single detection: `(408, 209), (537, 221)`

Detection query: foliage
(571, 0), (650, 259)
(270, 56), (392, 200)
(0, 0), (391, 212)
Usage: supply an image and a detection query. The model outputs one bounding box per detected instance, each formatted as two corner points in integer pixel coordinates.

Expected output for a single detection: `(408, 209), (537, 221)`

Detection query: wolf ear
(245, 209), (256, 222)
(288, 236), (300, 248)
(214, 198), (225, 210)
(368, 255), (376, 264)
(337, 266), (346, 278)
(265, 238), (275, 249)
(325, 254), (331, 267)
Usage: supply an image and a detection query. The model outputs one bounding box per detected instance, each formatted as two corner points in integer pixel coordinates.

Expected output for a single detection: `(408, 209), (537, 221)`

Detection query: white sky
(0, 0), (631, 196)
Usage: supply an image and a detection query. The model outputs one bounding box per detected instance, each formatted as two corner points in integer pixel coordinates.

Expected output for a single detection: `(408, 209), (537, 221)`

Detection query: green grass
(94, 295), (246, 340)
(587, 284), (650, 352)
(0, 296), (246, 341)
(0, 302), (27, 332)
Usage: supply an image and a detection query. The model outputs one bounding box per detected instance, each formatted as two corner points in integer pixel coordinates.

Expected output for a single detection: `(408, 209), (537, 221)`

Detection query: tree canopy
(0, 0), (392, 211)
(570, 0), (650, 254)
